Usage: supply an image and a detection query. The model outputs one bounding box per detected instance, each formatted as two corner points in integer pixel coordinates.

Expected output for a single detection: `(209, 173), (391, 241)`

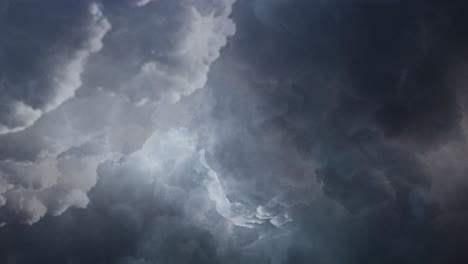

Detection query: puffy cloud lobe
(0, 1), (110, 134)
(0, 138), (112, 225)
(0, 0), (112, 225)
(0, 0), (237, 225)
(0, 90), (164, 225)
(87, 0), (236, 105)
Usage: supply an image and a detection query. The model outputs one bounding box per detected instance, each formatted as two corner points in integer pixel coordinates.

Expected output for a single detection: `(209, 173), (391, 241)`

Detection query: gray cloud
(0, 0), (237, 225)
(2, 0), (468, 264)
(85, 0), (236, 105)
(0, 1), (110, 134)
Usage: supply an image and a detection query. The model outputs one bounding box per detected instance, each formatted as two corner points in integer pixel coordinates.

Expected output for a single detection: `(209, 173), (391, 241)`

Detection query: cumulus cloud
(87, 0), (236, 105)
(0, 0), (237, 225)
(0, 1), (110, 134)
(0, 92), (164, 224)
(0, 137), (112, 225)
(2, 0), (468, 264)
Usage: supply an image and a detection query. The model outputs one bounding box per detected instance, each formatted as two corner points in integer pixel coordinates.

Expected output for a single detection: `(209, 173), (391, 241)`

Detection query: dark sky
(1, 0), (468, 263)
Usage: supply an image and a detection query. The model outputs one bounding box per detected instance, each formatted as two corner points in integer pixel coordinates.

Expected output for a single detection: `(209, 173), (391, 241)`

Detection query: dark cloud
(198, 0), (468, 262)
(83, 0), (236, 104)
(0, 128), (263, 264)
(0, 0), (236, 225)
(0, 0), (110, 134)
(1, 0), (468, 264)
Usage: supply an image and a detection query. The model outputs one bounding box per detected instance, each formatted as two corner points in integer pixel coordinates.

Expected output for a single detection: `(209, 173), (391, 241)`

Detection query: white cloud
(122, 1), (236, 105)
(0, 2), (111, 135)
(0, 0), (239, 226)
(0, 138), (115, 225)
(134, 0), (152, 7)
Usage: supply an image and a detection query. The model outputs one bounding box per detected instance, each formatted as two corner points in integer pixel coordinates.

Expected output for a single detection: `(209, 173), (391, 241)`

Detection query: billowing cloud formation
(2, 0), (468, 264)
(0, 143), (108, 225)
(0, 0), (237, 225)
(0, 1), (110, 134)
(87, 0), (236, 104)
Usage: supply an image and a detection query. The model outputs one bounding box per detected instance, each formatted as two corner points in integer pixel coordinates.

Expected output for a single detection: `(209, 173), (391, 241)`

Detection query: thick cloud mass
(86, 0), (236, 104)
(0, 0), (110, 134)
(0, 0), (236, 225)
(2, 0), (468, 264)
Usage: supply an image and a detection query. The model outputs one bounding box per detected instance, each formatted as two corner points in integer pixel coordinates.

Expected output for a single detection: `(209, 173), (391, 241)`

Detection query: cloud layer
(0, 1), (110, 134)
(2, 0), (468, 264)
(0, 0), (237, 226)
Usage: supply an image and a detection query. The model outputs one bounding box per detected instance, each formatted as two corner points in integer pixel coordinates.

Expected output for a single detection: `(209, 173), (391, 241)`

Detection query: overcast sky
(1, 0), (468, 263)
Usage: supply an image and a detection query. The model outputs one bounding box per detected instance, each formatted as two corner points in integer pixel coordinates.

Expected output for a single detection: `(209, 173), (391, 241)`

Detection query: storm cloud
(0, 0), (110, 134)
(0, 0), (236, 225)
(1, 0), (468, 264)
